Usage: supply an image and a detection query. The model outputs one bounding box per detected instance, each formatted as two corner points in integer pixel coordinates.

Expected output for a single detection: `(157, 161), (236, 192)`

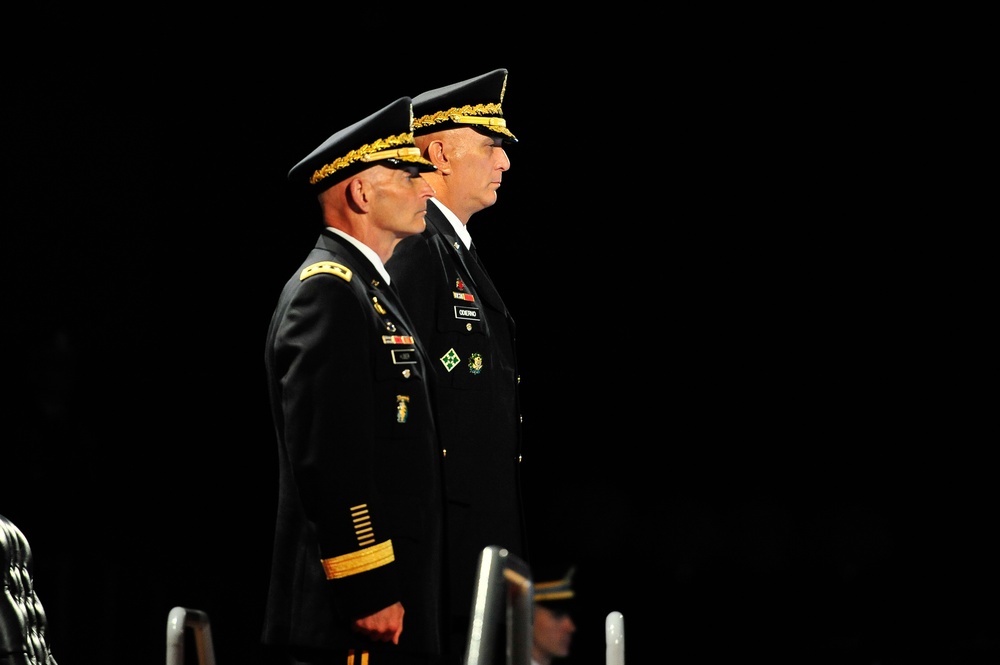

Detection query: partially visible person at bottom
(385, 68), (526, 664)
(532, 566), (577, 665)
(262, 96), (448, 665)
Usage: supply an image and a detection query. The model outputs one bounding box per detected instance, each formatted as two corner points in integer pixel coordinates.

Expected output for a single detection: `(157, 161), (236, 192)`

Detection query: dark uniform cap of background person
(288, 96), (435, 193)
(533, 565), (576, 613)
(412, 69), (517, 143)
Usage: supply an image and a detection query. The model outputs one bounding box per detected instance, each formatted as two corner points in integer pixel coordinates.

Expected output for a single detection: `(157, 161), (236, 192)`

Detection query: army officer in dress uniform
(262, 96), (447, 665)
(385, 69), (526, 664)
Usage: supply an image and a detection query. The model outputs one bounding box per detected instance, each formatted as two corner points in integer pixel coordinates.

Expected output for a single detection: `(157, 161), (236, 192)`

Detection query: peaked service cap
(533, 565), (576, 612)
(412, 69), (516, 143)
(288, 96), (435, 193)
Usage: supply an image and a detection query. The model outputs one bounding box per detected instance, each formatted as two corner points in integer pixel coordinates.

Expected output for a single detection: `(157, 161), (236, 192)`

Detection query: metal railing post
(463, 546), (533, 665)
(166, 606), (216, 665)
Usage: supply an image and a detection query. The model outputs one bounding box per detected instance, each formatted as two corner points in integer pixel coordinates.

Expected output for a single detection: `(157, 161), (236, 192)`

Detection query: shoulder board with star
(300, 262), (353, 282)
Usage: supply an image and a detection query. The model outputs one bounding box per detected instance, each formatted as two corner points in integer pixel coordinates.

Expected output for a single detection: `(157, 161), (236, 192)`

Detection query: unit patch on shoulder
(300, 262), (352, 282)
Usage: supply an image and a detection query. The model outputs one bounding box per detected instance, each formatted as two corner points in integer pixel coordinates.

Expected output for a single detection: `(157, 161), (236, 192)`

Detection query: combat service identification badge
(396, 395), (410, 423)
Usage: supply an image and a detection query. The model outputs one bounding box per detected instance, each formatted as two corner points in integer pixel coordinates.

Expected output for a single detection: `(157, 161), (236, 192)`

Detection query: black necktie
(467, 243), (481, 268)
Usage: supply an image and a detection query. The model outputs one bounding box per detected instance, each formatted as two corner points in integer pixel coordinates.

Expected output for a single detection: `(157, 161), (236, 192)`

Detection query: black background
(3, 14), (996, 665)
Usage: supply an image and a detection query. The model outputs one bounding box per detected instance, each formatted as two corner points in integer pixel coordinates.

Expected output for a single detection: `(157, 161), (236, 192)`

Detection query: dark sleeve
(272, 273), (401, 619)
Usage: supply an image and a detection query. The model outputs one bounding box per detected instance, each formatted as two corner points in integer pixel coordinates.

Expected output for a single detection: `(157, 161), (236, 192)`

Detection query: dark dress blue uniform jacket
(262, 230), (445, 658)
(386, 200), (527, 644)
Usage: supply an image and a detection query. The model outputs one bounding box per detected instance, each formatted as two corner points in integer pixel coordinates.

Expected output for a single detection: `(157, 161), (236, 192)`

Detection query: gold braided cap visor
(413, 102), (517, 141)
(309, 134), (433, 186)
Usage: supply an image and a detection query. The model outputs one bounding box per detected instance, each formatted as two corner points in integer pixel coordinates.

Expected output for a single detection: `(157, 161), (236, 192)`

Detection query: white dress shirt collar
(431, 197), (473, 250)
(323, 227), (392, 285)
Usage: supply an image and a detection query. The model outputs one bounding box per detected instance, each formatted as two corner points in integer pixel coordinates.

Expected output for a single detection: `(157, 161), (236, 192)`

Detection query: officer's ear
(426, 139), (450, 173)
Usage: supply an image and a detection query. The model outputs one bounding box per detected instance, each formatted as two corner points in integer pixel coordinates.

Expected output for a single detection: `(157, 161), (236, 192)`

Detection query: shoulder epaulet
(300, 261), (353, 282)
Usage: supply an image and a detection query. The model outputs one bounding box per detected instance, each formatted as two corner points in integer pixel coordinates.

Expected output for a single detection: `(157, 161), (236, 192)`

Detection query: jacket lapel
(424, 203), (506, 312)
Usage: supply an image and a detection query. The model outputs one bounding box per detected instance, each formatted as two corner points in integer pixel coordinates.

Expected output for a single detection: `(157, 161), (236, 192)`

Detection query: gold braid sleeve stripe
(321, 540), (395, 580)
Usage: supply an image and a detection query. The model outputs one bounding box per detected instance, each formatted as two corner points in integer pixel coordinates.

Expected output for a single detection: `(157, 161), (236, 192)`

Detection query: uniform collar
(430, 197), (472, 250)
(323, 227), (392, 285)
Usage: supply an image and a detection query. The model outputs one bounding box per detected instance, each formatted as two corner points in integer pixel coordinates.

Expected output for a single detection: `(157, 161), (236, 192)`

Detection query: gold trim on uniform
(347, 650), (369, 665)
(321, 540), (395, 580)
(351, 505), (375, 547)
(360, 146), (425, 163)
(352, 504), (375, 547)
(413, 103), (517, 141)
(300, 261), (352, 282)
(309, 133), (433, 186)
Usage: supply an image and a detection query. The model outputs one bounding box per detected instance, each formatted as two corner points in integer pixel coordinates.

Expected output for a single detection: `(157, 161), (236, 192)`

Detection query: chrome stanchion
(464, 545), (533, 665)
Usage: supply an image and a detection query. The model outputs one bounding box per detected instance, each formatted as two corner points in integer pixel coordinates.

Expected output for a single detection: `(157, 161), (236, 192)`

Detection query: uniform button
(402, 369), (411, 378)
